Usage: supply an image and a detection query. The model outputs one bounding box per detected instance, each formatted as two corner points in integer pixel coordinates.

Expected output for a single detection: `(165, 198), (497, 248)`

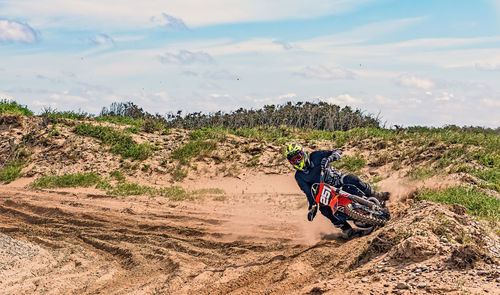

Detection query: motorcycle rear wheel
(344, 203), (388, 227)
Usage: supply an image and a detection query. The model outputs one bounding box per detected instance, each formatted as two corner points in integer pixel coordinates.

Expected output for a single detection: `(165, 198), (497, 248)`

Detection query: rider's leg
(341, 174), (390, 202)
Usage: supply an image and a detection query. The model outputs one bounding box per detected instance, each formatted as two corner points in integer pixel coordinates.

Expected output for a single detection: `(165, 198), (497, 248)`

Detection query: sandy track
(3, 174), (496, 295)
(0, 182), (352, 295)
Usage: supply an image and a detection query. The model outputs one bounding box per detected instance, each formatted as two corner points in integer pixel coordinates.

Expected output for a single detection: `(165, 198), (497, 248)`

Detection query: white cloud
(0, 93), (14, 100)
(157, 50), (214, 65)
(0, 19), (38, 43)
(374, 94), (396, 105)
(33, 100), (57, 108)
(273, 40), (293, 50)
(396, 74), (435, 90)
(321, 94), (361, 105)
(278, 93), (297, 99)
(88, 33), (115, 47)
(475, 62), (500, 71)
(50, 91), (89, 103)
(210, 93), (230, 98)
(207, 38), (290, 55)
(435, 91), (455, 101)
(153, 92), (170, 102)
(199, 81), (221, 90)
(298, 17), (424, 51)
(204, 70), (238, 80)
(151, 13), (188, 30)
(1, 0), (374, 29)
(293, 65), (355, 80)
(482, 97), (500, 107)
(182, 71), (198, 77)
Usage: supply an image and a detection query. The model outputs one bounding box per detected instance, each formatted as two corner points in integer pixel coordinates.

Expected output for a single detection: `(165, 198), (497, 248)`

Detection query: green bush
(0, 148), (30, 183)
(332, 155), (366, 173)
(0, 100), (33, 116)
(0, 164), (23, 183)
(172, 140), (217, 165)
(95, 115), (144, 127)
(74, 123), (152, 160)
(190, 127), (226, 140)
(416, 186), (500, 224)
(31, 172), (102, 188)
(107, 182), (190, 200)
(172, 166), (188, 181)
(110, 170), (126, 182)
(107, 182), (152, 196)
(41, 108), (91, 121)
(161, 186), (191, 201)
(471, 169), (500, 192)
(409, 167), (436, 180)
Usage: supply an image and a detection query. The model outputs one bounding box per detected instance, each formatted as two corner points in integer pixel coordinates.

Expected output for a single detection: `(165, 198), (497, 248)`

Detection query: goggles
(287, 150), (304, 164)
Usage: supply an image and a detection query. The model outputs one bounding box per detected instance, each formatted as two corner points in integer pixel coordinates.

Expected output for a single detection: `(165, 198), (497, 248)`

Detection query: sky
(1, 0), (499, 127)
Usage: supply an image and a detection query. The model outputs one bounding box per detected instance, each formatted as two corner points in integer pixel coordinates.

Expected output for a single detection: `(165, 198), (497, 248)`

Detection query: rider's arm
(295, 173), (315, 208)
(328, 150), (343, 162)
(320, 150), (342, 169)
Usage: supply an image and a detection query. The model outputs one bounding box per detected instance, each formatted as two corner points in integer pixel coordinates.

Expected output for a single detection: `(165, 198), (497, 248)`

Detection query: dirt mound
(449, 244), (492, 269)
(352, 201), (498, 267)
(0, 114), (23, 127)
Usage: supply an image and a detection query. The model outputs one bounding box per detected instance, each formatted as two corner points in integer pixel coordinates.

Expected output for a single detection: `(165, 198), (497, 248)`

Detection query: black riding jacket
(294, 150), (336, 207)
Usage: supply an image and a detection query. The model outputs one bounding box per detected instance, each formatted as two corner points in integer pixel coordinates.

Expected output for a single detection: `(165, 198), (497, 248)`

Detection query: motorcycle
(311, 173), (390, 228)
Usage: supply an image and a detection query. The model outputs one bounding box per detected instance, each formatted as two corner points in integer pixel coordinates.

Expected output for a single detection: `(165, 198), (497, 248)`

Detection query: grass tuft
(409, 167), (436, 180)
(332, 155), (366, 173)
(31, 172), (102, 188)
(0, 100), (33, 116)
(172, 140), (217, 165)
(0, 148), (30, 183)
(42, 108), (91, 122)
(74, 123), (152, 161)
(107, 182), (190, 200)
(0, 164), (24, 183)
(415, 186), (500, 224)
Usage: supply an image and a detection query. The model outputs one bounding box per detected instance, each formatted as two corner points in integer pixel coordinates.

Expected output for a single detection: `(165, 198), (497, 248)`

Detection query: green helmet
(286, 143), (309, 170)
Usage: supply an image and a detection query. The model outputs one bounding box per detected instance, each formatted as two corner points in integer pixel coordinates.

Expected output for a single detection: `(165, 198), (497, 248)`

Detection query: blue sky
(1, 0), (499, 127)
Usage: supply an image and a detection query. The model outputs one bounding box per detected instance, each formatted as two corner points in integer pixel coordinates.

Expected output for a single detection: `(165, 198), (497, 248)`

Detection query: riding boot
(365, 184), (390, 202)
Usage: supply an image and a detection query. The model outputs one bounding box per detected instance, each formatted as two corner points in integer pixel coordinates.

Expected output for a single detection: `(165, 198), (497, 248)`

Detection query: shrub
(107, 182), (152, 196)
(409, 167), (436, 180)
(172, 166), (188, 181)
(471, 169), (500, 192)
(31, 172), (102, 188)
(74, 123), (152, 160)
(110, 171), (126, 182)
(332, 155), (366, 173)
(0, 164), (23, 183)
(0, 100), (33, 116)
(171, 140), (217, 165)
(41, 107), (91, 122)
(106, 182), (190, 200)
(416, 187), (500, 224)
(160, 186), (191, 201)
(0, 148), (30, 183)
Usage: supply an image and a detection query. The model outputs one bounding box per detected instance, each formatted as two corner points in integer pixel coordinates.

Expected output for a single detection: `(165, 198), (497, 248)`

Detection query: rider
(286, 143), (390, 239)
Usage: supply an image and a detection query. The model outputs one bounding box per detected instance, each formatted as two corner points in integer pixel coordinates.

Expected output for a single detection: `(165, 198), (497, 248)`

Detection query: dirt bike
(311, 172), (390, 228)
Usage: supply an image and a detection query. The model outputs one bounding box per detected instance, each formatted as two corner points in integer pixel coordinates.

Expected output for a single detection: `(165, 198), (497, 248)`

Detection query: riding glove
(307, 204), (318, 221)
(321, 150), (343, 169)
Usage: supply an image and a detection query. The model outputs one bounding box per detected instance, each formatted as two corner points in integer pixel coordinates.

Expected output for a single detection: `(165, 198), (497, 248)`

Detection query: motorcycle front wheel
(344, 203), (388, 227)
